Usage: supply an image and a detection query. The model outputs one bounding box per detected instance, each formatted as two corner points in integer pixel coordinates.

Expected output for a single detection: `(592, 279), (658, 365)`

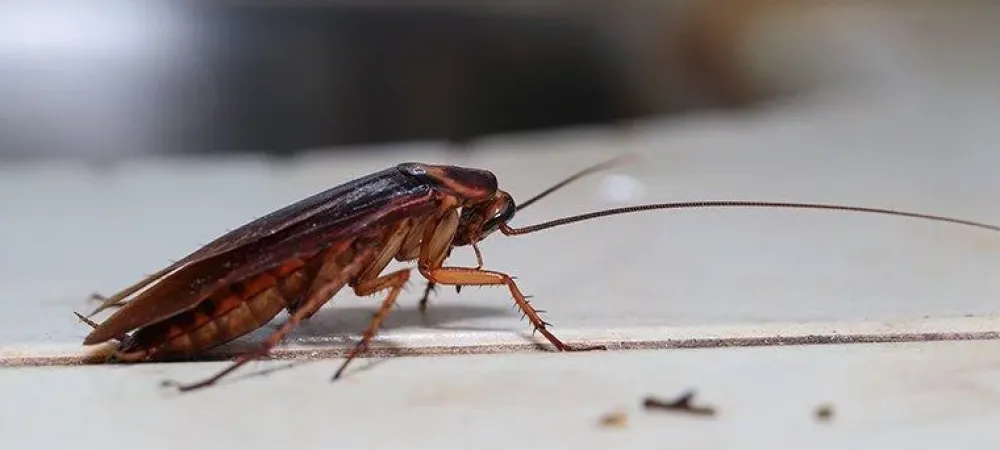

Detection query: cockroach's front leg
(420, 244), (485, 305)
(417, 242), (485, 309)
(450, 244), (485, 296)
(163, 247), (375, 392)
(420, 266), (606, 352)
(333, 268), (410, 380)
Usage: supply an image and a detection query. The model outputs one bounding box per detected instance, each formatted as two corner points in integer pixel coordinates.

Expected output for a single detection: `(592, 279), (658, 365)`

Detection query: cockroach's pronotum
(76, 155), (1000, 391)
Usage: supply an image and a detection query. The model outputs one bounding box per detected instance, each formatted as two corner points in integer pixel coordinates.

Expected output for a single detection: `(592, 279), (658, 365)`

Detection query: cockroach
(77, 154), (1000, 392)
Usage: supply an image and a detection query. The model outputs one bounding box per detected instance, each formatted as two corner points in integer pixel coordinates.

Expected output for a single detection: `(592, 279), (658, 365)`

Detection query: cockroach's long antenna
(517, 153), (638, 211)
(499, 201), (1000, 236)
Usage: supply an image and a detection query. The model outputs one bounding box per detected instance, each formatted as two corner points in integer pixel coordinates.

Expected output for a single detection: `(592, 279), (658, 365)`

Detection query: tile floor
(5, 341), (1000, 450)
(3, 87), (1000, 448)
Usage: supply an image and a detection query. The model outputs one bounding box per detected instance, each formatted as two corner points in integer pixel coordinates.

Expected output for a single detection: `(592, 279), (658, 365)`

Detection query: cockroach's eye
(483, 197), (516, 235)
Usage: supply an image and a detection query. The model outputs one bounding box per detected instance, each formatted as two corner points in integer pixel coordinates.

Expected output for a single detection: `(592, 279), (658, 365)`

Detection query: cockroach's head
(454, 190), (515, 246)
(397, 162), (515, 245)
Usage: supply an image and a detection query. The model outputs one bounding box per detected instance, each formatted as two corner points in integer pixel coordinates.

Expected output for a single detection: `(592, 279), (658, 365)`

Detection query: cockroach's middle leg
(162, 247), (375, 392)
(333, 268), (410, 380)
(418, 281), (437, 315)
(421, 266), (606, 352)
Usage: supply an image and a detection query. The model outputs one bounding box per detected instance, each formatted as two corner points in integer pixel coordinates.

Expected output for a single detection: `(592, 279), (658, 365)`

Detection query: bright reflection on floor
(598, 173), (645, 204)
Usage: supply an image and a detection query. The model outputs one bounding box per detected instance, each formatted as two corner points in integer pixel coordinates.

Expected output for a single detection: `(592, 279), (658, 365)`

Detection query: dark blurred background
(1, 1), (995, 160)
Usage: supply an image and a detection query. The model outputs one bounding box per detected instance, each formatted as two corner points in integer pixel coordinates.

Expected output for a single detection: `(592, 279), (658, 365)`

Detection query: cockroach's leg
(418, 281), (437, 315)
(87, 265), (178, 317)
(414, 208), (457, 311)
(420, 267), (606, 352)
(450, 244), (485, 295)
(88, 293), (126, 309)
(450, 245), (483, 295)
(471, 243), (485, 270)
(163, 248), (373, 392)
(333, 268), (410, 380)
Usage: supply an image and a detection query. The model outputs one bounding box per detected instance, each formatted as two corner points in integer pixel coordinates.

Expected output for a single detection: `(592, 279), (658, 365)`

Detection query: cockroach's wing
(83, 250), (243, 345)
(86, 166), (408, 316)
(83, 168), (436, 345)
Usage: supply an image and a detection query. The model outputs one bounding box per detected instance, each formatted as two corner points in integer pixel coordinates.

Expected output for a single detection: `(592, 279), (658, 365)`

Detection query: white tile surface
(4, 93), (1000, 360)
(3, 341), (1000, 450)
(3, 79), (1000, 449)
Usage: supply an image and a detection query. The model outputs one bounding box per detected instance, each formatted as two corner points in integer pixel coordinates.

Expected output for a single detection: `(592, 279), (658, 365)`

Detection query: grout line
(4, 327), (1000, 368)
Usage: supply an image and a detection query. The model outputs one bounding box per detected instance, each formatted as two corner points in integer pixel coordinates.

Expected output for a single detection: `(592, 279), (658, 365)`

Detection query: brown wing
(83, 167), (438, 344)
(87, 166), (408, 316)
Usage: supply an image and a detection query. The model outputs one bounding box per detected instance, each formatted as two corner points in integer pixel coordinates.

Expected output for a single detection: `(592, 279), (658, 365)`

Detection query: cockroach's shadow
(163, 304), (515, 390)
(289, 303), (516, 340)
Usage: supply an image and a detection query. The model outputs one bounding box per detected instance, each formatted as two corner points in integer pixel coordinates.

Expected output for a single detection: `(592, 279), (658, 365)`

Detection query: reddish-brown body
(113, 222), (406, 365)
(80, 160), (580, 392)
(77, 157), (1000, 392)
(116, 250), (326, 362)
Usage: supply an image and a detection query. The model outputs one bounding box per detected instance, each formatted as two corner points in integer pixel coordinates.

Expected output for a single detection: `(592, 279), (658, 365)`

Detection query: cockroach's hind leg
(87, 292), (126, 309)
(333, 269), (410, 381)
(160, 311), (314, 392)
(163, 247), (372, 392)
(420, 266), (607, 352)
(160, 347), (273, 392)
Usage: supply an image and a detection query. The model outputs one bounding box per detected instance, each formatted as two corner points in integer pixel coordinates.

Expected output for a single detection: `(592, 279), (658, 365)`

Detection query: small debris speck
(598, 411), (629, 429)
(815, 404), (834, 421)
(642, 390), (716, 417)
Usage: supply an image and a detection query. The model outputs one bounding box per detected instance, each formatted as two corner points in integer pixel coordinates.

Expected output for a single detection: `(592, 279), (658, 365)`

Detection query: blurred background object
(1, 0), (999, 160)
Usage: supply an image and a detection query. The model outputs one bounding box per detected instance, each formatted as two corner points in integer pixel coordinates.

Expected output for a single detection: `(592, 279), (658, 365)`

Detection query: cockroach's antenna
(500, 200), (1000, 236)
(517, 154), (638, 211)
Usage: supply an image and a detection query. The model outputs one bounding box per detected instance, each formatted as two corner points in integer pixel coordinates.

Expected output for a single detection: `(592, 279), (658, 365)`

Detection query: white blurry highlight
(0, 2), (198, 158)
(598, 174), (645, 204)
